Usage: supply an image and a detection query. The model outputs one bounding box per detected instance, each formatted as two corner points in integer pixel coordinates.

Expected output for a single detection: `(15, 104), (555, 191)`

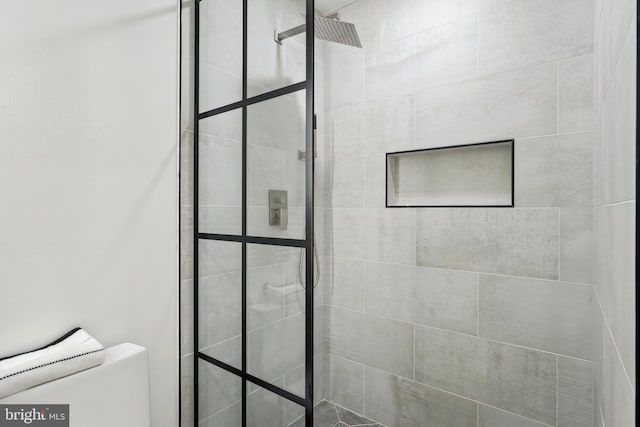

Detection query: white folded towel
(0, 328), (105, 399)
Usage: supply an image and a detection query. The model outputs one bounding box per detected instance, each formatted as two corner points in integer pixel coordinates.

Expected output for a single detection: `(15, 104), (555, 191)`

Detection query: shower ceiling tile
(416, 208), (558, 280)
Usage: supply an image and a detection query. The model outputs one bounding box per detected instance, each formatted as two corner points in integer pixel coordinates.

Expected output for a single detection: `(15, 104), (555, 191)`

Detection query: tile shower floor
(289, 400), (384, 427)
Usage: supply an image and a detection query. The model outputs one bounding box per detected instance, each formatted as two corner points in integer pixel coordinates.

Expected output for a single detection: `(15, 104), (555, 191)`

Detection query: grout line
(594, 199), (637, 208)
(331, 256), (594, 287)
(340, 360), (554, 427)
(591, 285), (635, 392)
(328, 304), (592, 362)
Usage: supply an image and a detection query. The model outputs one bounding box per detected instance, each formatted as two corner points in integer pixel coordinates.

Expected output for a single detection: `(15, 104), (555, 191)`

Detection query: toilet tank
(0, 343), (150, 427)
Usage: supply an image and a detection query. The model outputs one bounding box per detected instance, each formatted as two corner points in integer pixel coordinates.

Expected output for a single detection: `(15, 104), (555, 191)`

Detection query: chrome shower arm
(274, 24), (306, 45)
(274, 12), (342, 45)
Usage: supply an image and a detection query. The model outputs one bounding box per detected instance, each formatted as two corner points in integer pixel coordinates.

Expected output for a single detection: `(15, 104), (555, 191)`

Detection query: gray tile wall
(178, 0), (637, 426)
(321, 0), (597, 426)
(592, 0), (636, 426)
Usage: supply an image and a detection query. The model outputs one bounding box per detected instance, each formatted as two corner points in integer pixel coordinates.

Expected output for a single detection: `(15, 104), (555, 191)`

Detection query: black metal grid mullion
(192, 0), (200, 424)
(194, 0), (314, 424)
(304, 0), (315, 426)
(198, 81), (307, 120)
(241, 0), (248, 424)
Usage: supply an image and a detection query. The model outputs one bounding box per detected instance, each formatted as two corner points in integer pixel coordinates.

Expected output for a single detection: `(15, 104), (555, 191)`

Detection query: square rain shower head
(314, 16), (362, 48)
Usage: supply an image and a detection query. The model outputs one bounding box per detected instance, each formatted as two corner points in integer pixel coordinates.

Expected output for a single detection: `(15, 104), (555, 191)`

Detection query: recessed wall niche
(386, 140), (514, 208)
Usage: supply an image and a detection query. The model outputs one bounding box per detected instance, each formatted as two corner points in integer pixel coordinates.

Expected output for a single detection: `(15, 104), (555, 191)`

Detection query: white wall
(0, 2), (179, 426)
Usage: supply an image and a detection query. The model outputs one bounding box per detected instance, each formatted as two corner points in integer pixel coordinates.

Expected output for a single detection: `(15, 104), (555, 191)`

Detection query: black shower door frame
(193, 0), (315, 426)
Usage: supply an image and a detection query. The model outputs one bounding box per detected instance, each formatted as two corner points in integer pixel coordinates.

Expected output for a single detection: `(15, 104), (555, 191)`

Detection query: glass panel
(247, 380), (305, 427)
(199, 240), (242, 369)
(247, 0), (307, 97)
(247, 91), (306, 239)
(198, 109), (242, 235)
(199, 0), (243, 112)
(198, 359), (242, 426)
(247, 244), (306, 397)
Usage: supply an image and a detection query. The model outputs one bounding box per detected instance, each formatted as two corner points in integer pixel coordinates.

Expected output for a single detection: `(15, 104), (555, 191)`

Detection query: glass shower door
(194, 0), (315, 426)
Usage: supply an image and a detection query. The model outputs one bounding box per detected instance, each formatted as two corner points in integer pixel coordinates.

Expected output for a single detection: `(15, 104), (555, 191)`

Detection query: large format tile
(328, 208), (367, 259)
(559, 207), (593, 284)
(323, 257), (364, 311)
(594, 201), (636, 387)
(411, 17), (478, 91)
(365, 262), (478, 335)
(515, 133), (593, 207)
(595, 23), (636, 205)
(479, 274), (592, 359)
(416, 208), (559, 279)
(478, 0), (593, 75)
(328, 355), (364, 415)
(198, 359), (242, 422)
(329, 96), (414, 158)
(326, 306), (414, 378)
(247, 313), (305, 389)
(199, 133), (243, 208)
(329, 157), (365, 208)
(328, 53), (364, 109)
(559, 55), (594, 133)
(364, 366), (478, 427)
(415, 326), (557, 424)
(199, 272), (242, 351)
(337, 0), (414, 49)
(415, 63), (557, 147)
(365, 154), (386, 208)
(598, 318), (635, 427)
(363, 208), (416, 265)
(414, 0), (477, 33)
(478, 405), (551, 427)
(364, 37), (415, 101)
(558, 357), (594, 427)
